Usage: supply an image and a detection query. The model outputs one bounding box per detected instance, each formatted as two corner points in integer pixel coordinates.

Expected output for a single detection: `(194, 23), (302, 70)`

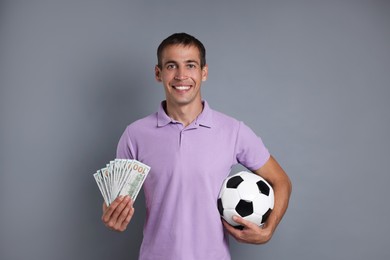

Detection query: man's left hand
(222, 216), (273, 244)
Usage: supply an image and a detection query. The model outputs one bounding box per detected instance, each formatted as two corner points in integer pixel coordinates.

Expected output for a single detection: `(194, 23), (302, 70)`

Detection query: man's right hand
(102, 195), (134, 232)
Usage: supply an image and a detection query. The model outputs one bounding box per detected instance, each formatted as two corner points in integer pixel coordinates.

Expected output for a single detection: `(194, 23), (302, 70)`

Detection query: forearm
(255, 156), (292, 237)
(264, 176), (292, 233)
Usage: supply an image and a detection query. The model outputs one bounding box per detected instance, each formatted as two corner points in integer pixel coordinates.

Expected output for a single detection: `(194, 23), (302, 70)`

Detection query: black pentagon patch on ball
(256, 180), (270, 196)
(217, 198), (224, 216)
(261, 208), (272, 224)
(235, 200), (253, 217)
(227, 176), (244, 188)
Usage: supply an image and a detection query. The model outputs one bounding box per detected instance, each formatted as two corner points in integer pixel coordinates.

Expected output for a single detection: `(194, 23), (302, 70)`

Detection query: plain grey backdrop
(1, 1), (389, 259)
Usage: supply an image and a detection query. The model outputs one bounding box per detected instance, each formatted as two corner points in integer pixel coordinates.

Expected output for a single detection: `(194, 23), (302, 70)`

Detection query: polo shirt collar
(157, 100), (213, 128)
(195, 101), (213, 128)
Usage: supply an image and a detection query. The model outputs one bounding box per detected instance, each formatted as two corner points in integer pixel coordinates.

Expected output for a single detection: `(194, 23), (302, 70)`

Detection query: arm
(102, 195), (135, 232)
(223, 155), (292, 244)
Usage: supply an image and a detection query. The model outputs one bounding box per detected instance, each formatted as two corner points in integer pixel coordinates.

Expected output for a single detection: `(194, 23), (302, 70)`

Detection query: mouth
(172, 85), (192, 91)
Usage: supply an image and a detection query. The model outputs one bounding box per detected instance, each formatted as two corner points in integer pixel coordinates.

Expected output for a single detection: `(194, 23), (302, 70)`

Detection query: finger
(222, 218), (246, 242)
(102, 201), (108, 212)
(102, 195), (124, 216)
(108, 196), (131, 225)
(222, 220), (234, 233)
(232, 215), (254, 229)
(115, 199), (134, 228)
(221, 218), (232, 230)
(119, 202), (135, 231)
(102, 195), (126, 223)
(222, 219), (240, 235)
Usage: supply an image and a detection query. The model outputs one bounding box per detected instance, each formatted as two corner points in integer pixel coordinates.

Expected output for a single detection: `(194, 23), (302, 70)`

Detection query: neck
(165, 100), (203, 127)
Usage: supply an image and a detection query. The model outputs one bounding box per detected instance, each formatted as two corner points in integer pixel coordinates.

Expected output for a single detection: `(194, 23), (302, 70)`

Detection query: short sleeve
(235, 122), (270, 171)
(116, 126), (134, 159)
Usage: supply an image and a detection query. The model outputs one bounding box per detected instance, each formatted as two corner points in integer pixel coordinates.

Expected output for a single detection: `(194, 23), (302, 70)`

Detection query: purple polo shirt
(116, 101), (270, 260)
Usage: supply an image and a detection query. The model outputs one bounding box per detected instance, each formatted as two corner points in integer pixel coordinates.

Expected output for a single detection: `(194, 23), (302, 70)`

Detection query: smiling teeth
(175, 86), (190, 90)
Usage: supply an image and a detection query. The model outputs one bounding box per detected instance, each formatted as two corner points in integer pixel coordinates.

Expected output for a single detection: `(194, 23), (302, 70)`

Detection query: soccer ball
(217, 171), (274, 228)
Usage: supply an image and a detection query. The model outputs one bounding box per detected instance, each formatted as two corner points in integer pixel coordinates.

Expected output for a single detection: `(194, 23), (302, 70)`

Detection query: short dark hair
(157, 32), (206, 68)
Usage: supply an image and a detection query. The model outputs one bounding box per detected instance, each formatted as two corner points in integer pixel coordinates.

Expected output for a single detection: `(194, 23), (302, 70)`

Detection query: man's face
(155, 44), (208, 108)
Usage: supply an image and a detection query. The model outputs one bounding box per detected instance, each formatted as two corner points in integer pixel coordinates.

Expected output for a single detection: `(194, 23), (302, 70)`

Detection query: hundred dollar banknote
(93, 159), (150, 206)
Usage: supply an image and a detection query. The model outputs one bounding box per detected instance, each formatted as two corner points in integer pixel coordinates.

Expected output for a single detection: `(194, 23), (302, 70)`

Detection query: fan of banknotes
(93, 159), (151, 206)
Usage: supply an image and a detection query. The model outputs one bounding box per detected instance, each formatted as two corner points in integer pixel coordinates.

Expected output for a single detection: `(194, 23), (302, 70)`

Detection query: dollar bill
(93, 159), (150, 206)
(119, 160), (150, 201)
(93, 171), (109, 206)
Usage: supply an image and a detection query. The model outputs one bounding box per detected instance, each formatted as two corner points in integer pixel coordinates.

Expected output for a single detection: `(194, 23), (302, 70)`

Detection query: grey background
(1, 1), (389, 259)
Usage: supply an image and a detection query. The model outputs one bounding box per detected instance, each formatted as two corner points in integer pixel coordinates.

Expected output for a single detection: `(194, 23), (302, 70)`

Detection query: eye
(166, 64), (176, 69)
(187, 64), (196, 69)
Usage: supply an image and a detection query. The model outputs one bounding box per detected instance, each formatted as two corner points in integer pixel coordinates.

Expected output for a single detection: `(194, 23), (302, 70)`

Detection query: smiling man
(155, 39), (208, 126)
(101, 33), (292, 260)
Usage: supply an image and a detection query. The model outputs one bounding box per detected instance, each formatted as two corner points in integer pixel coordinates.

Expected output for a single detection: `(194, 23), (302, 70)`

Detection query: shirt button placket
(179, 130), (184, 147)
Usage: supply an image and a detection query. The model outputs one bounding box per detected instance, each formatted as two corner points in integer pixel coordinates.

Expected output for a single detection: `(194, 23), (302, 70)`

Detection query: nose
(174, 67), (187, 80)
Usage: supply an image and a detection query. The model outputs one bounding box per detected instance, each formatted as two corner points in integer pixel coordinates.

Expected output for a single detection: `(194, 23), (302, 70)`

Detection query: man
(102, 33), (292, 260)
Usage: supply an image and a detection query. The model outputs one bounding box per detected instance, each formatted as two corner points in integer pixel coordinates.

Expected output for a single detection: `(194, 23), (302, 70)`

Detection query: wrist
(258, 225), (273, 244)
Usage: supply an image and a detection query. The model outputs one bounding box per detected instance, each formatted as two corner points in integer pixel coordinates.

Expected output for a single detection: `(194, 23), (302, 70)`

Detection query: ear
(155, 65), (162, 82)
(201, 64), (208, 82)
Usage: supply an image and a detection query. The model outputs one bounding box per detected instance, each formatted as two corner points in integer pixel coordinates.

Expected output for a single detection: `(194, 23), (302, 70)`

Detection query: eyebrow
(164, 59), (200, 66)
(185, 59), (200, 65)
